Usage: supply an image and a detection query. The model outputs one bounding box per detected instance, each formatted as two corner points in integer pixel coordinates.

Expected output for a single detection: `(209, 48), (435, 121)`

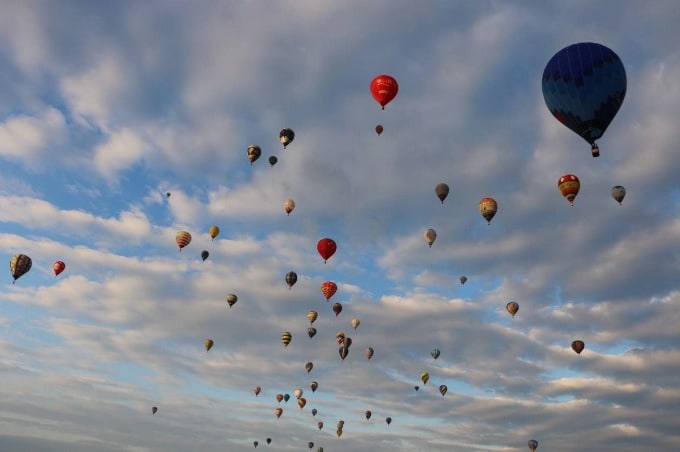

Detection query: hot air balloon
(209, 225), (220, 241)
(312, 409), (318, 417)
(317, 421), (323, 429)
(307, 327), (317, 338)
(285, 271), (297, 289)
(611, 185), (626, 205)
(276, 394), (284, 403)
(317, 238), (337, 263)
(370, 74), (398, 109)
(336, 429), (343, 438)
(528, 439), (539, 451)
(542, 42), (626, 157)
(332, 302), (342, 317)
(175, 231), (191, 251)
(506, 301), (519, 318)
(308, 442), (314, 450)
(307, 310), (318, 324)
(460, 276), (467, 285)
(204, 339), (214, 351)
(421, 372), (430, 385)
(268, 156), (278, 166)
(253, 441), (258, 448)
(365, 410), (372, 420)
(227, 293), (238, 308)
(351, 318), (360, 329)
(279, 128), (295, 149)
(431, 348), (440, 360)
(435, 183), (450, 204)
(152, 406), (158, 415)
(571, 340), (585, 355)
(336, 331), (346, 343)
(166, 192), (171, 198)
(343, 337), (352, 349)
(364, 347), (374, 360)
(247, 145), (261, 165)
(339, 346), (349, 361)
(305, 362), (314, 373)
(385, 417), (392, 426)
(283, 393), (290, 402)
(558, 174), (580, 205)
(254, 386), (261, 396)
(201, 250), (209, 261)
(479, 197), (498, 224)
(275, 407), (283, 418)
(414, 386), (419, 391)
(282, 332), (292, 347)
(297, 397), (306, 409)
(320, 281), (337, 301)
(294, 389), (303, 399)
(284, 199), (296, 216)
(53, 261), (66, 277)
(424, 228), (437, 248)
(375, 124), (383, 135)
(337, 420), (344, 428)
(439, 385), (448, 396)
(266, 438), (271, 445)
(310, 381), (318, 392)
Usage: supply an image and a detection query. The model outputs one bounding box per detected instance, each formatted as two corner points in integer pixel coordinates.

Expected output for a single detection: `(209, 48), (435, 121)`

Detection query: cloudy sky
(1, 1), (679, 451)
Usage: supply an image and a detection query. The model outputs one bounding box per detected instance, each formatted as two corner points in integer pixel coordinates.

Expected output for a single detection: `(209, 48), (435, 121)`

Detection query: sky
(0, 1), (679, 451)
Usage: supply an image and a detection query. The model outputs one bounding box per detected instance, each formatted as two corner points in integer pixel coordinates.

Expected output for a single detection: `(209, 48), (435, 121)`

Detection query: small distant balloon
(317, 238), (337, 263)
(204, 339), (214, 352)
(307, 327), (317, 338)
(276, 394), (283, 403)
(310, 381), (318, 392)
(332, 302), (342, 317)
(53, 260), (66, 277)
(558, 174), (580, 206)
(308, 442), (314, 450)
(439, 385), (448, 396)
(282, 332), (292, 347)
(176, 231), (192, 251)
(479, 197), (498, 224)
(283, 393), (290, 402)
(279, 128), (295, 149)
(421, 372), (430, 385)
(528, 439), (539, 451)
(312, 409), (318, 417)
(375, 124), (383, 135)
(307, 310), (318, 324)
(506, 301), (519, 318)
(305, 361), (314, 373)
(414, 385), (419, 391)
(297, 397), (307, 409)
(431, 348), (440, 360)
(284, 198), (296, 216)
(266, 438), (271, 445)
(320, 281), (337, 301)
(571, 340), (585, 355)
(611, 186), (626, 205)
(365, 410), (372, 420)
(385, 417), (392, 426)
(268, 156), (278, 166)
(370, 74), (399, 110)
(317, 420), (323, 429)
(351, 318), (360, 329)
(435, 183), (450, 204)
(338, 345), (349, 361)
(285, 271), (298, 289)
(227, 293), (238, 308)
(275, 407), (283, 418)
(459, 276), (467, 285)
(209, 225), (220, 241)
(152, 406), (158, 415)
(254, 386), (261, 396)
(364, 347), (374, 360)
(201, 250), (209, 261)
(247, 145), (261, 165)
(166, 192), (171, 198)
(253, 441), (258, 448)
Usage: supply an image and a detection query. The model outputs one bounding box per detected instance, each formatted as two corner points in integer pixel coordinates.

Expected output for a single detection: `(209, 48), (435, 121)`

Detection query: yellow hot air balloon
(351, 318), (360, 329)
(479, 197), (498, 224)
(209, 225), (220, 241)
(424, 228), (437, 248)
(307, 310), (318, 324)
(204, 339), (214, 352)
(281, 331), (292, 347)
(420, 372), (430, 385)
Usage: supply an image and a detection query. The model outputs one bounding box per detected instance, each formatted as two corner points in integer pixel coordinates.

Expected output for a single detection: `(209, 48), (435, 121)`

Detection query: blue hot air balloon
(542, 42), (626, 157)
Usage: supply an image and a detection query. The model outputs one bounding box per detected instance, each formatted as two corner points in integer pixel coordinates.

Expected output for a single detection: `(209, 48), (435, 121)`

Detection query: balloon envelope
(435, 183), (450, 204)
(370, 74), (399, 109)
(53, 260), (66, 277)
(209, 225), (220, 240)
(227, 293), (238, 308)
(572, 340), (585, 354)
(479, 198), (498, 224)
(431, 348), (440, 360)
(305, 361), (314, 373)
(364, 347), (374, 360)
(284, 198), (296, 215)
(268, 155), (278, 166)
(247, 145), (261, 165)
(204, 339), (213, 351)
(175, 231), (192, 251)
(424, 228), (437, 247)
(528, 439), (539, 451)
(460, 276), (467, 285)
(307, 327), (317, 338)
(320, 281), (337, 301)
(282, 332), (292, 347)
(307, 310), (318, 324)
(421, 372), (430, 385)
(201, 250), (209, 261)
(558, 174), (580, 205)
(152, 406), (158, 414)
(506, 301), (519, 317)
(439, 385), (448, 396)
(375, 124), (383, 135)
(542, 42), (626, 154)
(317, 238), (337, 263)
(332, 302), (342, 317)
(285, 271), (297, 289)
(611, 185), (626, 205)
(279, 128), (295, 149)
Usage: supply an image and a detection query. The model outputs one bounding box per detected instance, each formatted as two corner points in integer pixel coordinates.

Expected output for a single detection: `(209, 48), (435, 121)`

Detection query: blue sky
(1, 1), (679, 451)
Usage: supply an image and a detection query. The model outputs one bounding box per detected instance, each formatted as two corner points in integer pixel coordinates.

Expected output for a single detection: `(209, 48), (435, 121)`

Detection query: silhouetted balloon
(542, 42), (626, 157)
(339, 346), (349, 361)
(365, 410), (372, 420)
(152, 406), (158, 415)
(571, 340), (585, 354)
(307, 328), (317, 339)
(305, 361), (314, 373)
(253, 441), (258, 448)
(280, 128), (295, 149)
(317, 421), (323, 429)
(285, 271), (297, 289)
(268, 156), (278, 166)
(385, 417), (392, 425)
(227, 293), (238, 308)
(310, 381), (318, 392)
(266, 438), (271, 445)
(611, 185), (626, 205)
(414, 386), (419, 391)
(201, 250), (209, 261)
(375, 124), (383, 135)
(528, 439), (539, 451)
(312, 409), (318, 417)
(247, 145), (261, 165)
(308, 442), (314, 450)
(439, 385), (448, 396)
(459, 276), (467, 285)
(254, 386), (261, 396)
(332, 302), (343, 317)
(435, 183), (450, 204)
(283, 394), (290, 402)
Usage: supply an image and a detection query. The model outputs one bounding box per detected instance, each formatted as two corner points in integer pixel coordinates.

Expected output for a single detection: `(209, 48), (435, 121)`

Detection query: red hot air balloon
(176, 230), (192, 251)
(558, 174), (580, 206)
(375, 124), (383, 135)
(320, 281), (337, 301)
(370, 74), (398, 110)
(317, 238), (337, 263)
(53, 261), (66, 277)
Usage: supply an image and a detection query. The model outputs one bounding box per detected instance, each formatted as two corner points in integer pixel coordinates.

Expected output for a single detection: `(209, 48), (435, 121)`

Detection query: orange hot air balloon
(176, 230), (192, 251)
(571, 340), (585, 355)
(297, 397), (306, 409)
(370, 74), (399, 110)
(274, 407), (283, 418)
(375, 124), (383, 135)
(53, 261), (66, 277)
(506, 301), (519, 318)
(204, 339), (214, 352)
(317, 238), (337, 263)
(320, 281), (337, 301)
(558, 174), (580, 205)
(276, 393), (284, 403)
(479, 197), (498, 224)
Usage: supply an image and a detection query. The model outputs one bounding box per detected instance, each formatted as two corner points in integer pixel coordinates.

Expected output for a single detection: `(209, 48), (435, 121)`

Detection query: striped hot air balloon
(176, 231), (192, 251)
(281, 331), (292, 347)
(320, 281), (337, 301)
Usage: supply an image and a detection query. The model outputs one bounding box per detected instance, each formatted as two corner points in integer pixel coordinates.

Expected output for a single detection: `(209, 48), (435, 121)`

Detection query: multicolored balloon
(175, 231), (192, 251)
(479, 198), (498, 225)
(558, 174), (580, 205)
(247, 145), (261, 165)
(307, 310), (318, 324)
(279, 128), (295, 149)
(282, 332), (292, 347)
(439, 385), (448, 396)
(320, 281), (337, 301)
(506, 301), (519, 318)
(227, 293), (238, 308)
(420, 372), (430, 385)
